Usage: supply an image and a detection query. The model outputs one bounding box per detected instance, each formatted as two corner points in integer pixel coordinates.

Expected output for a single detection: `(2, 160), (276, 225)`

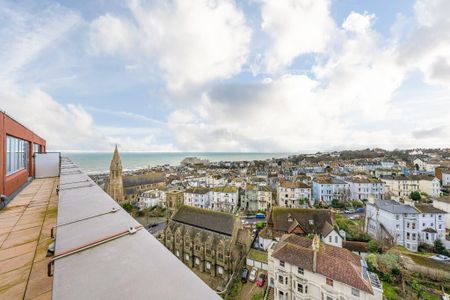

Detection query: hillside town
(98, 147), (450, 300)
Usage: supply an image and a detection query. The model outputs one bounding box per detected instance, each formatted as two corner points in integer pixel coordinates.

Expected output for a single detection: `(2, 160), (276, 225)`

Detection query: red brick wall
(1, 112), (46, 196)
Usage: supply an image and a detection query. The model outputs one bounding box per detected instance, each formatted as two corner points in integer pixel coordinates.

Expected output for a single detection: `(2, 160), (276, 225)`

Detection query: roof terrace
(1, 156), (220, 300)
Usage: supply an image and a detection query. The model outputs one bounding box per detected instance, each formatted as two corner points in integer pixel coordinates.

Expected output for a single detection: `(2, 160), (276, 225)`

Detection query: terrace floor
(0, 178), (58, 299)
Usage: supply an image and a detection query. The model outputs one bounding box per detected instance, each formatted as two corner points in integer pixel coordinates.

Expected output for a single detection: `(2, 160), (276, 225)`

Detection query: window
(438, 215), (442, 220)
(326, 278), (333, 286)
(396, 215), (399, 220)
(185, 254), (189, 260)
(412, 223), (416, 229)
(206, 262), (211, 269)
(335, 236), (338, 243)
(33, 143), (40, 154)
(280, 261), (285, 267)
(297, 283), (304, 293)
(217, 266), (223, 274)
(329, 236), (332, 243)
(285, 277), (288, 284)
(6, 136), (28, 175)
(298, 267), (304, 275)
(352, 288), (360, 297)
(278, 275), (284, 284)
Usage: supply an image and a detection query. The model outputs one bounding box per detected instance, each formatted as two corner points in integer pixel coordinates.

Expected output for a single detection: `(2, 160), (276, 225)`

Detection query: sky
(0, 0), (449, 152)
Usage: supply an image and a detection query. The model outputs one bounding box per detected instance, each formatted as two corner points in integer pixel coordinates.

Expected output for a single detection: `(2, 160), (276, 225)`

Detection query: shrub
(410, 191), (421, 201)
(366, 254), (378, 271)
(433, 239), (450, 256)
(368, 240), (379, 253)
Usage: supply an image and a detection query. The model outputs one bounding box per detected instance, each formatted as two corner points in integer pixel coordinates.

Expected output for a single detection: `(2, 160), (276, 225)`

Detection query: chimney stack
(312, 234), (320, 273)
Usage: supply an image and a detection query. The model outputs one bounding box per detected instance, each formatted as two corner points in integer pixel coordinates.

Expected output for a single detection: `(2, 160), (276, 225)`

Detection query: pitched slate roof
(280, 181), (311, 189)
(268, 208), (336, 235)
(172, 206), (235, 236)
(271, 235), (373, 294)
(371, 199), (418, 214)
(185, 187), (211, 194)
(414, 204), (447, 214)
(123, 173), (166, 187)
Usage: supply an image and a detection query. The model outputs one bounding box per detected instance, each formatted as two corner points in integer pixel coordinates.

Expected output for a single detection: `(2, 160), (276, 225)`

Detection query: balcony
(1, 156), (219, 300)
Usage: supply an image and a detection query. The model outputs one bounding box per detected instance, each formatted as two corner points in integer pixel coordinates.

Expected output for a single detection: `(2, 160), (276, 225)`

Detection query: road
(146, 221), (166, 235)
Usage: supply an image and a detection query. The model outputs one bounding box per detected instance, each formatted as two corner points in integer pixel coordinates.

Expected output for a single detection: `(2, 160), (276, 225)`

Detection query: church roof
(123, 173), (166, 187)
(172, 206), (235, 236)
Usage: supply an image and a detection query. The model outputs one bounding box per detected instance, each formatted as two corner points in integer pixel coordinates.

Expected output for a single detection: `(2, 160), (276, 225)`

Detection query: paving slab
(0, 178), (58, 300)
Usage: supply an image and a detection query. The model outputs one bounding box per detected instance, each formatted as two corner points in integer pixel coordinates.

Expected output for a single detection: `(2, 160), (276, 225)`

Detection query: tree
(433, 238), (450, 256)
(122, 203), (133, 213)
(368, 240), (380, 253)
(410, 191), (421, 201)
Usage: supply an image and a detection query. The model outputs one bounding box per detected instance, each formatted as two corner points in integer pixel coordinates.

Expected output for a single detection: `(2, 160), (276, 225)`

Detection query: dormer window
(287, 214), (293, 222)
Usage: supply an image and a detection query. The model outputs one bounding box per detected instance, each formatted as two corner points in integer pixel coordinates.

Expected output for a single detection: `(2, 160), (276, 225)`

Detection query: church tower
(106, 145), (124, 203)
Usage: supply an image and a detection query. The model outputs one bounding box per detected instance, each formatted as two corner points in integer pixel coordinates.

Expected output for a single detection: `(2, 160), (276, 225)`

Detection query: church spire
(110, 145), (122, 171)
(106, 145), (124, 203)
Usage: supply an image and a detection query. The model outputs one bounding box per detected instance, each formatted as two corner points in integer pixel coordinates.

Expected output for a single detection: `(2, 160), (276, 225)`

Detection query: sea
(63, 152), (292, 174)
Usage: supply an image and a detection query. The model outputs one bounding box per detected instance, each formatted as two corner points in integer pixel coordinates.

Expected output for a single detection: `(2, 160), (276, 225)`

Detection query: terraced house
(184, 187), (211, 209)
(160, 206), (251, 287)
(345, 176), (385, 201)
(277, 181), (312, 208)
(211, 186), (239, 213)
(240, 184), (272, 212)
(268, 234), (383, 300)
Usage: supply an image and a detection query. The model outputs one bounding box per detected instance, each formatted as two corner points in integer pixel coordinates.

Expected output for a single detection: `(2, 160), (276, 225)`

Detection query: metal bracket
(51, 207), (119, 238)
(48, 225), (143, 277)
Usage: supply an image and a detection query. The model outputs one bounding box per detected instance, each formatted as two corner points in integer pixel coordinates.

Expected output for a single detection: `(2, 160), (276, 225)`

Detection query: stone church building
(105, 146), (124, 203)
(105, 146), (166, 204)
(159, 206), (251, 286)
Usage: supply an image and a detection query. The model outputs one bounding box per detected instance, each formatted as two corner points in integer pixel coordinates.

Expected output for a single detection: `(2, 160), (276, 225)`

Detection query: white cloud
(166, 6), (449, 152)
(89, 0), (252, 91)
(342, 12), (375, 34)
(397, 0), (450, 86)
(260, 0), (335, 73)
(0, 3), (81, 84)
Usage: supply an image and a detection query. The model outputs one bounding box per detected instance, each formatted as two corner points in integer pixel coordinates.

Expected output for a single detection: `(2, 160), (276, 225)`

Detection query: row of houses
(138, 174), (443, 212)
(365, 198), (448, 252)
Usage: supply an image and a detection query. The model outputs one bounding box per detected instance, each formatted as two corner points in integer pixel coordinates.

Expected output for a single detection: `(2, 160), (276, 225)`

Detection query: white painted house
(312, 177), (350, 203)
(366, 199), (447, 252)
(268, 234), (382, 300)
(277, 181), (312, 208)
(183, 187), (211, 209)
(211, 186), (239, 213)
(138, 189), (164, 209)
(345, 177), (385, 201)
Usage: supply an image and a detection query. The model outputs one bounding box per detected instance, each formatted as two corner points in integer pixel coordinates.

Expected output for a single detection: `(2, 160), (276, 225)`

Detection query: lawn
(383, 282), (401, 300)
(248, 249), (268, 263)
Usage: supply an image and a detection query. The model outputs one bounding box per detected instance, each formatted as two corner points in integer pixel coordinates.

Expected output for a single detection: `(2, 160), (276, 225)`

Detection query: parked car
(255, 213), (266, 219)
(241, 268), (249, 283)
(256, 273), (266, 287)
(431, 254), (450, 262)
(249, 269), (257, 282)
(356, 207), (365, 213)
